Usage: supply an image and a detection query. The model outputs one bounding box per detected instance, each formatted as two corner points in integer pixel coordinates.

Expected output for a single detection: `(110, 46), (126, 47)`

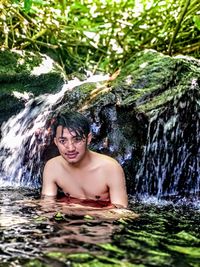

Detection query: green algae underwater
(0, 189), (200, 267)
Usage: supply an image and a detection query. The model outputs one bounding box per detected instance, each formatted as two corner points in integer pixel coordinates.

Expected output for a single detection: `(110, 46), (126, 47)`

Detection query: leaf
(54, 211), (65, 221)
(84, 214), (94, 220)
(24, 0), (32, 12)
(193, 15), (200, 31)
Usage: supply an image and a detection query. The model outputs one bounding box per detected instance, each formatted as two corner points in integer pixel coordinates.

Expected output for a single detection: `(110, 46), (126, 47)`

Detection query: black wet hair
(53, 111), (91, 138)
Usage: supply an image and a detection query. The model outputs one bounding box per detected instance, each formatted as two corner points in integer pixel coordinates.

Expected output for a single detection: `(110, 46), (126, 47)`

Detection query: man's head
(54, 111), (91, 139)
(53, 111), (92, 164)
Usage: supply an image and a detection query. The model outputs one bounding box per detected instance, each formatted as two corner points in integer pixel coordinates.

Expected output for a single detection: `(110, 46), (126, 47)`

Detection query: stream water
(0, 188), (200, 267)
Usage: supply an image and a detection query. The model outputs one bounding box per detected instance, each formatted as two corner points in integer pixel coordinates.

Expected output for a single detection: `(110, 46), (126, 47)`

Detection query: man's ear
(87, 132), (92, 145)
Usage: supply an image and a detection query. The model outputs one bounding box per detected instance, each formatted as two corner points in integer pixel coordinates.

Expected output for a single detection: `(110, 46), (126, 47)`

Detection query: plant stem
(168, 0), (191, 56)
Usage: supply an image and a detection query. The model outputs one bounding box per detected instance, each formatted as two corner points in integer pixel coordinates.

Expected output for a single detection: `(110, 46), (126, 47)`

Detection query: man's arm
(107, 161), (128, 208)
(41, 160), (58, 197)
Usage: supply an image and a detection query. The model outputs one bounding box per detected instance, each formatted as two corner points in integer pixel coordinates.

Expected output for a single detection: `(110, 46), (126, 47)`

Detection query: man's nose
(66, 140), (75, 150)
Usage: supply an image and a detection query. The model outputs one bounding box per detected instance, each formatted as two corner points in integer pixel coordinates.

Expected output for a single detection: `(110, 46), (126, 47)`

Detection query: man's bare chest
(56, 173), (109, 201)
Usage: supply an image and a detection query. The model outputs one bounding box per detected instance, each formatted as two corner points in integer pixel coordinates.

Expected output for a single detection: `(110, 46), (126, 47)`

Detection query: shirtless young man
(41, 111), (128, 209)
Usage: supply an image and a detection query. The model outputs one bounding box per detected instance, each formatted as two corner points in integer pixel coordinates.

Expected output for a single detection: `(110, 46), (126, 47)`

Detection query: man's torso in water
(54, 156), (112, 207)
(57, 193), (112, 208)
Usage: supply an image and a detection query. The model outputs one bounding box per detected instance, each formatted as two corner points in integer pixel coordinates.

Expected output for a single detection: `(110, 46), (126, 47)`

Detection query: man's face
(54, 126), (92, 165)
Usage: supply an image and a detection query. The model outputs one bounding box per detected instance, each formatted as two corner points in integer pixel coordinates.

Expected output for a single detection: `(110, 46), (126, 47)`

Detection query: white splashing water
(135, 78), (200, 199)
(0, 74), (109, 188)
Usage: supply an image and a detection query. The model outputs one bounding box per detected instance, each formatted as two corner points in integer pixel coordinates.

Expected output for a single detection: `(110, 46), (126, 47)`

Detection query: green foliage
(193, 15), (200, 30)
(24, 0), (32, 12)
(54, 211), (65, 221)
(0, 0), (200, 74)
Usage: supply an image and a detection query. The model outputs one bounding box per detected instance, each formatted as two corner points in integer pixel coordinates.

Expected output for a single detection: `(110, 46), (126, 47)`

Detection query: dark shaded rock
(0, 93), (24, 129)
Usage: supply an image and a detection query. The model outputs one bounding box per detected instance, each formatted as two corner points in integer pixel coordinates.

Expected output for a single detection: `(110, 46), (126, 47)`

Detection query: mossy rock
(0, 49), (65, 95)
(0, 49), (66, 128)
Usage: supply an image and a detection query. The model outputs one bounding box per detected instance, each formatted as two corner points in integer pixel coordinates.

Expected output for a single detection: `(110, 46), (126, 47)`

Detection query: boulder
(0, 49), (65, 129)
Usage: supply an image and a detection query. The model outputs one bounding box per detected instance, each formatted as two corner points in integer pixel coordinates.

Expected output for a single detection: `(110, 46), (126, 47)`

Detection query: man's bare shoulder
(44, 156), (63, 169)
(43, 156), (65, 183)
(91, 151), (122, 169)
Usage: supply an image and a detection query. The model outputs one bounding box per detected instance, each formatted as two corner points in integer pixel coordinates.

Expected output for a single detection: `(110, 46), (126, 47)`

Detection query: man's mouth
(65, 153), (78, 159)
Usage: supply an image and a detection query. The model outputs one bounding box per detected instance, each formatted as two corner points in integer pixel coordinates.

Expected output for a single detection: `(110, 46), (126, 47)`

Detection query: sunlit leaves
(1, 0), (200, 73)
(193, 15), (200, 30)
(24, 0), (32, 12)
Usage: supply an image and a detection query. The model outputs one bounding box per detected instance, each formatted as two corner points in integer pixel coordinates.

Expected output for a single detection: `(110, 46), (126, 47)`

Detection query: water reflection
(0, 188), (136, 257)
(0, 188), (200, 267)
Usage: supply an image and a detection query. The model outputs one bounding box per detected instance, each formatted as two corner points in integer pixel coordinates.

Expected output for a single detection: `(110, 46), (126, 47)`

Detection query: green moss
(136, 87), (176, 113)
(166, 245), (200, 258)
(0, 50), (42, 76)
(45, 251), (66, 261)
(98, 243), (124, 255)
(0, 50), (64, 96)
(67, 253), (94, 262)
(146, 250), (172, 265)
(76, 82), (100, 94)
(122, 238), (138, 249)
(46, 252), (94, 263)
(175, 231), (199, 243)
(95, 255), (133, 266)
(112, 50), (200, 114)
(24, 259), (46, 267)
(73, 260), (135, 267)
(115, 50), (173, 85)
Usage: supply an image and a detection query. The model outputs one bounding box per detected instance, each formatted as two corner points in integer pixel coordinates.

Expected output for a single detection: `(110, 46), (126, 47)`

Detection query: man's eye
(73, 137), (82, 143)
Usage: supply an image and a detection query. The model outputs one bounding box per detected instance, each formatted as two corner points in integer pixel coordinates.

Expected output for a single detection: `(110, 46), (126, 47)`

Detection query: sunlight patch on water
(0, 214), (28, 227)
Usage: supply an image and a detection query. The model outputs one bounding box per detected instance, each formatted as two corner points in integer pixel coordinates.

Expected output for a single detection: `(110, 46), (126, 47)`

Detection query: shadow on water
(0, 188), (200, 267)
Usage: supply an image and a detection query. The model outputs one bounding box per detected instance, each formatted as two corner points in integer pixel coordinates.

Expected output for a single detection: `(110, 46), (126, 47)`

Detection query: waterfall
(0, 74), (109, 189)
(1, 68), (199, 200)
(135, 78), (200, 199)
